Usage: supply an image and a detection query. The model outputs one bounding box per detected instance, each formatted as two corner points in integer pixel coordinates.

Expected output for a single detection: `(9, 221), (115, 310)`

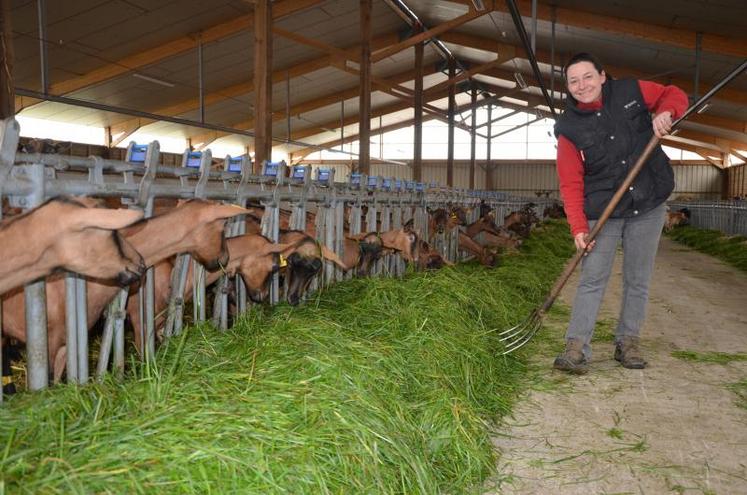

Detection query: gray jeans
(566, 203), (666, 359)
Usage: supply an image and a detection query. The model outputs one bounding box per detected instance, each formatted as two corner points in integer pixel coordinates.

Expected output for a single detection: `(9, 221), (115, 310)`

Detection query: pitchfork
(500, 58), (747, 354)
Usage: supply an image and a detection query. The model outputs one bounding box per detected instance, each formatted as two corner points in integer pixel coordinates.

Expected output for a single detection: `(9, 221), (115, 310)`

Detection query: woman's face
(566, 61), (606, 104)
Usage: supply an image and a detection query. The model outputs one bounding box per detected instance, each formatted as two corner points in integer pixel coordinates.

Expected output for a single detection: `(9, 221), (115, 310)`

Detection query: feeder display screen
(185, 151), (202, 169)
(128, 144), (148, 163)
(263, 162), (279, 177)
(416, 182), (425, 192)
(405, 181), (415, 191)
(226, 157), (243, 173)
(394, 179), (402, 191)
(350, 172), (361, 186)
(367, 176), (378, 188)
(317, 169), (331, 182)
(382, 178), (391, 190)
(292, 166), (306, 180)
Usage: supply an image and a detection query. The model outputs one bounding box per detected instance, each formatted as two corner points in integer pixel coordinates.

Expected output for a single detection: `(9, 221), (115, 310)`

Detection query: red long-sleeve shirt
(556, 80), (689, 236)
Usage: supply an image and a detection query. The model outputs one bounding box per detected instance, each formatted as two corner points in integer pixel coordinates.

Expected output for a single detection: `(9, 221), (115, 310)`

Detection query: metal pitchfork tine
(500, 58), (747, 355)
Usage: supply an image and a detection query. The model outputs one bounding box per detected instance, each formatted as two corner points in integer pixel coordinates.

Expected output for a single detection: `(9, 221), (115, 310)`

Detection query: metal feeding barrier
(668, 200), (747, 237)
(0, 116), (562, 399)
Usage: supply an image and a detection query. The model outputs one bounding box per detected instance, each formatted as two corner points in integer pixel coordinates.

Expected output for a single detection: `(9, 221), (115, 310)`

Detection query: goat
(0, 196), (145, 296)
(1, 200), (252, 382)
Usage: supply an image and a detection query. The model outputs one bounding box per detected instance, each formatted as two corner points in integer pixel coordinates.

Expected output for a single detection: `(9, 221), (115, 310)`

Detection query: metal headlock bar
(0, 118), (557, 395)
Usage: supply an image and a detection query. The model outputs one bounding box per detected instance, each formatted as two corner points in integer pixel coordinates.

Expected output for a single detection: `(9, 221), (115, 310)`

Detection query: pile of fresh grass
(666, 226), (747, 272)
(0, 221), (573, 494)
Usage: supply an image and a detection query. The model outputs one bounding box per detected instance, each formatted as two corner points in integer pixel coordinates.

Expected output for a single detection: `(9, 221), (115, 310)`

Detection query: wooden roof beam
(101, 32), (400, 139)
(37, 0), (322, 99)
(371, 6), (494, 63)
(443, 0), (746, 57)
(438, 31), (747, 107)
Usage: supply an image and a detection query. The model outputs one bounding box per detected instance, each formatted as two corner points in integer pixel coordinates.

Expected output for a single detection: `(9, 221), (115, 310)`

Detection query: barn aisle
(489, 236), (747, 494)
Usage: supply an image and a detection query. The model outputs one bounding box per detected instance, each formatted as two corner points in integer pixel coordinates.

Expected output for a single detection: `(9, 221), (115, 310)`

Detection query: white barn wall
(672, 164), (722, 199)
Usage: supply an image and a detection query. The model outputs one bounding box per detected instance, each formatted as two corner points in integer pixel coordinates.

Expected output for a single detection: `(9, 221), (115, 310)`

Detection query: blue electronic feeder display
(416, 182), (425, 192)
(292, 166), (307, 180)
(128, 144), (148, 163)
(226, 157), (243, 173)
(263, 161), (280, 177)
(394, 179), (402, 191)
(317, 168), (331, 183)
(185, 151), (202, 169)
(405, 181), (415, 191)
(367, 176), (378, 189)
(350, 172), (361, 187)
(382, 178), (392, 191)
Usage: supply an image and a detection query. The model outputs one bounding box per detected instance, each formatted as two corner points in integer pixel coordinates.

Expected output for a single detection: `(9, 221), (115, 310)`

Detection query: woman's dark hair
(562, 52), (605, 79)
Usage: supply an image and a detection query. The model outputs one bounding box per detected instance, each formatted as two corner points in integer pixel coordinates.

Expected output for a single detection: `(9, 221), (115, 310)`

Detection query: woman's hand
(652, 111), (673, 138)
(574, 232), (595, 254)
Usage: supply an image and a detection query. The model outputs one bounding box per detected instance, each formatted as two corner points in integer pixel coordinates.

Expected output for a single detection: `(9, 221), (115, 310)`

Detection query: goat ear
(74, 208), (144, 230)
(212, 204), (255, 220)
(319, 245), (350, 271)
(345, 233), (368, 241)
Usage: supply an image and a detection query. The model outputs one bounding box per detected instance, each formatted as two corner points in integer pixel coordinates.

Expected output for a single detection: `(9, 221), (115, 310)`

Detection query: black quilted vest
(554, 79), (674, 220)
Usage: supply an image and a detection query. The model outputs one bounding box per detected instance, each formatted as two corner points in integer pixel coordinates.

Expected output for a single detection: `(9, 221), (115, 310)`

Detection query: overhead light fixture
(696, 102), (711, 114)
(133, 73), (175, 88)
(514, 72), (528, 89)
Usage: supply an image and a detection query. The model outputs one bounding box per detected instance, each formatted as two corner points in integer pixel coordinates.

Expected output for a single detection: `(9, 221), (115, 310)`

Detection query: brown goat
(0, 196), (145, 296)
(1, 200), (252, 382)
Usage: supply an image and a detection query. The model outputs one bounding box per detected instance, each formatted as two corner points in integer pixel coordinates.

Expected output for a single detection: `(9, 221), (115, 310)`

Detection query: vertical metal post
(25, 280), (47, 390)
(470, 87), (477, 190)
(75, 276), (88, 383)
(64, 275), (79, 384)
(286, 70), (291, 142)
(36, 0), (48, 95)
(550, 8), (556, 102)
(530, 0), (537, 54)
(487, 104), (493, 190)
(694, 32), (702, 100)
(198, 37), (205, 123)
(340, 99), (345, 151)
(21, 163), (47, 391)
(447, 58), (455, 187)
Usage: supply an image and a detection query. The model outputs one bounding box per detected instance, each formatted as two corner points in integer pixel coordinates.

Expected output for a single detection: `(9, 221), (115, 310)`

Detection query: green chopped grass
(728, 379), (747, 410)
(1, 220), (574, 494)
(666, 226), (747, 273)
(671, 350), (747, 365)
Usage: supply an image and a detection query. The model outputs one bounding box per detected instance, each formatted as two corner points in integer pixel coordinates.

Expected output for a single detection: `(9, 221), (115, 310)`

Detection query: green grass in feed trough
(0, 220), (573, 494)
(666, 226), (747, 273)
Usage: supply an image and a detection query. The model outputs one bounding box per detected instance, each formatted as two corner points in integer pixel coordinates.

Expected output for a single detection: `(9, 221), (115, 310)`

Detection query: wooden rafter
(444, 0), (747, 57)
(371, 7), (493, 62)
(26, 0), (322, 104)
(439, 31), (747, 107)
(103, 32), (399, 142)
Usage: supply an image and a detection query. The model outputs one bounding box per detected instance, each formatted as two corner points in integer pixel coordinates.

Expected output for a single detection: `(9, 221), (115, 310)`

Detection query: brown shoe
(614, 336), (647, 369)
(553, 339), (588, 374)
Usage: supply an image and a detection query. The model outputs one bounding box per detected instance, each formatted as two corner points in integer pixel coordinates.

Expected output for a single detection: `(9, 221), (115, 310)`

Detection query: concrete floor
(489, 236), (747, 494)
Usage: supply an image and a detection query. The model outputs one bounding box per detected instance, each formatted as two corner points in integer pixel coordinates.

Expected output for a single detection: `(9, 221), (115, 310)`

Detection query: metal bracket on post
(191, 150), (212, 324)
(260, 161), (285, 304)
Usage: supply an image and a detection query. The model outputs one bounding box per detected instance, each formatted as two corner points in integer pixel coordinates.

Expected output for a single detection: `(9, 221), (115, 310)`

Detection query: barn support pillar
(358, 0), (372, 175)
(447, 58), (456, 187)
(413, 35), (424, 182)
(253, 0), (273, 173)
(469, 87), (477, 190)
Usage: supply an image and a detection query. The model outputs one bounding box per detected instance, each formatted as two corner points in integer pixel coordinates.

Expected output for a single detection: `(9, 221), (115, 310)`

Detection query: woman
(553, 53), (688, 374)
